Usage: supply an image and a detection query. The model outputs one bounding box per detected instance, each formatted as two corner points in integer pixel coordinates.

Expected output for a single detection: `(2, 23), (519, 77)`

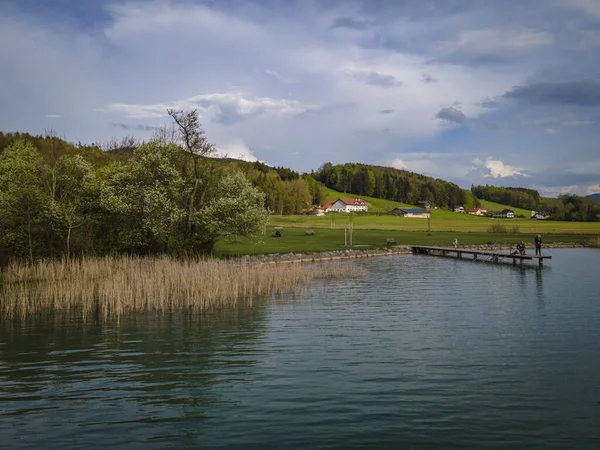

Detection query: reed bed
(586, 236), (600, 248)
(0, 256), (364, 320)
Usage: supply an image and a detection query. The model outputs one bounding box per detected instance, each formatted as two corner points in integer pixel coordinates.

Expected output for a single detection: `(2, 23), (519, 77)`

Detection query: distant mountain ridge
(587, 193), (600, 202)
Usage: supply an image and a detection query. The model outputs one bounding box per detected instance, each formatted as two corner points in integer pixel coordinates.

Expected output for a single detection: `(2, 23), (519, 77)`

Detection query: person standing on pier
(534, 234), (542, 256)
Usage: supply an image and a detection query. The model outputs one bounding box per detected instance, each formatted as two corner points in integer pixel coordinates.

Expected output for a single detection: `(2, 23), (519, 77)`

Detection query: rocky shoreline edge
(238, 242), (585, 265)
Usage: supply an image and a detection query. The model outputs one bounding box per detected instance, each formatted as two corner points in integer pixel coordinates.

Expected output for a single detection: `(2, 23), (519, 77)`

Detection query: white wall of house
(326, 200), (368, 213)
(404, 212), (431, 218)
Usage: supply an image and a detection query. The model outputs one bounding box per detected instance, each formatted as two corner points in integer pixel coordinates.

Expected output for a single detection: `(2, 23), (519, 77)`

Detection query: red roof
(323, 200), (336, 209)
(340, 198), (367, 206)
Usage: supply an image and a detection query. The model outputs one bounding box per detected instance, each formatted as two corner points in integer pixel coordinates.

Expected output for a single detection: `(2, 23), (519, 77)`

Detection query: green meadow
(215, 190), (599, 257)
(478, 200), (532, 218)
(215, 225), (596, 257)
(268, 211), (600, 234)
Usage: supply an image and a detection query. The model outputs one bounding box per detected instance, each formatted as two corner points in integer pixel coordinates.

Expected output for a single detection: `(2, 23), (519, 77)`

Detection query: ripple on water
(1, 249), (600, 449)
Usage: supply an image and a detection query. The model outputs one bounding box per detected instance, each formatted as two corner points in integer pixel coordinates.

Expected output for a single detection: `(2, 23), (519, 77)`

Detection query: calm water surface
(1, 248), (600, 449)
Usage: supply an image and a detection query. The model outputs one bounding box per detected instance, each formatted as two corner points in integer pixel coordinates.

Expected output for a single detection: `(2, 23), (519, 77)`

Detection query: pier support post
(513, 257), (517, 265)
(539, 258), (544, 267)
(473, 254), (477, 260)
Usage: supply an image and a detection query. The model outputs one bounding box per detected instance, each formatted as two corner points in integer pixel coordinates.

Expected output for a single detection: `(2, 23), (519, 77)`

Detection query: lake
(1, 248), (599, 449)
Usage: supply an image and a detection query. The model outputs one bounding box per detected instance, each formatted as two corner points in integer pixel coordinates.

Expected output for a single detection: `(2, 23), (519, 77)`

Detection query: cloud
(330, 17), (370, 30)
(1, 0), (600, 195)
(557, 0), (600, 20)
(473, 157), (525, 178)
(45, 114), (63, 119)
(587, 184), (600, 195)
(262, 68), (295, 84)
(110, 122), (160, 132)
(436, 27), (552, 63)
(106, 92), (318, 123)
(503, 80), (600, 106)
(218, 138), (264, 163)
(435, 106), (467, 124)
(390, 158), (407, 170)
(344, 70), (403, 87)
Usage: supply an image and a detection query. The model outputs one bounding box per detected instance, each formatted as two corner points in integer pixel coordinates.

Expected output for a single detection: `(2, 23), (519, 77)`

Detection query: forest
(0, 111), (278, 263)
(313, 162), (480, 210)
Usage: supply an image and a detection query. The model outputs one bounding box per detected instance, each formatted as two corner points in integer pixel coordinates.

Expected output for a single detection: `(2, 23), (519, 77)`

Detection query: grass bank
(0, 256), (363, 320)
(215, 228), (590, 257)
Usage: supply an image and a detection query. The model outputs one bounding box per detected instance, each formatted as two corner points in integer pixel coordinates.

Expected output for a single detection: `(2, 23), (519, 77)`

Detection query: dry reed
(586, 236), (600, 248)
(0, 256), (363, 320)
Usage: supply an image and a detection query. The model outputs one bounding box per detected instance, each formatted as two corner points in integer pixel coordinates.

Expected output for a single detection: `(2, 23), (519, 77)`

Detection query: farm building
(492, 209), (515, 219)
(392, 207), (431, 218)
(323, 198), (368, 213)
(468, 208), (487, 216)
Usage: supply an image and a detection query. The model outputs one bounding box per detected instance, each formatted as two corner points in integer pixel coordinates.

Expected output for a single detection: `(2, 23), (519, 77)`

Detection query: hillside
(478, 200), (531, 218)
(587, 193), (600, 202)
(321, 186), (415, 211)
(313, 162), (479, 211)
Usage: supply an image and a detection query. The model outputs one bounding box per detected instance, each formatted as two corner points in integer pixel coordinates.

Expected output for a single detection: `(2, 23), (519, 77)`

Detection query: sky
(1, 0), (599, 196)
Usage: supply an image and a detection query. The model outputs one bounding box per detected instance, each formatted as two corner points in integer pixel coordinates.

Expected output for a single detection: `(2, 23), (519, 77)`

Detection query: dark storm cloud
(435, 106), (467, 124)
(330, 17), (370, 30)
(503, 80), (600, 106)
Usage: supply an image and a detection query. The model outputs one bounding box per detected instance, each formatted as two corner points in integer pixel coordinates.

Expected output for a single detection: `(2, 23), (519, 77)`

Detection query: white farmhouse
(323, 198), (369, 213)
(492, 209), (515, 219)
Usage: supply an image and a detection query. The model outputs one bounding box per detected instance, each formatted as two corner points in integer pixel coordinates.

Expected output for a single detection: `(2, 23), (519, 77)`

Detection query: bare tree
(101, 135), (140, 153)
(167, 108), (216, 238)
(150, 123), (179, 146)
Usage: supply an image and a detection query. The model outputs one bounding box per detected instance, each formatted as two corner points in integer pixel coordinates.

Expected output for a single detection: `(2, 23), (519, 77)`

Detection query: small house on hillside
(302, 205), (325, 216)
(454, 206), (465, 213)
(468, 207), (487, 216)
(492, 209), (515, 219)
(532, 211), (551, 220)
(392, 207), (431, 218)
(324, 198), (368, 213)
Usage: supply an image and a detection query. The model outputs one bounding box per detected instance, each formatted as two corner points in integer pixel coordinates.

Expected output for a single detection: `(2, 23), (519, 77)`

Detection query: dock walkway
(411, 245), (552, 266)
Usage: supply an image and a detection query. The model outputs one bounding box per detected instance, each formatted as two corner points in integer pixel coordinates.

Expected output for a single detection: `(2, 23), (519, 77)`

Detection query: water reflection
(1, 250), (599, 450)
(0, 307), (269, 448)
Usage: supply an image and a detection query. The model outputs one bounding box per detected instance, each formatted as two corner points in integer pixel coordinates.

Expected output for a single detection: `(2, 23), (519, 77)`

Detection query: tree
(0, 140), (48, 262)
(167, 108), (216, 240)
(200, 172), (269, 244)
(99, 142), (186, 253)
(47, 154), (93, 259)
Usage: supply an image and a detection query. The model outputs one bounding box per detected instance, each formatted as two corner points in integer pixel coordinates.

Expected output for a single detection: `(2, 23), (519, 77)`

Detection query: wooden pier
(411, 245), (552, 267)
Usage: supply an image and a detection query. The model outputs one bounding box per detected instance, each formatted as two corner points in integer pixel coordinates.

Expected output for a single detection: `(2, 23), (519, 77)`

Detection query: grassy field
(219, 186), (599, 257)
(215, 227), (592, 257)
(478, 200), (531, 217)
(269, 212), (600, 234)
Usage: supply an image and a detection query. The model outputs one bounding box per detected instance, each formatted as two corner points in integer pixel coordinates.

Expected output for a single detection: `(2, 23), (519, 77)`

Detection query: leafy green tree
(0, 141), (48, 262)
(46, 154), (93, 259)
(99, 142), (186, 253)
(200, 172), (269, 244)
(167, 109), (216, 240)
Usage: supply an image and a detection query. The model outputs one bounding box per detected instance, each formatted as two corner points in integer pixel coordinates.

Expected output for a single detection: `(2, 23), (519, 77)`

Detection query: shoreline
(241, 242), (585, 265)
